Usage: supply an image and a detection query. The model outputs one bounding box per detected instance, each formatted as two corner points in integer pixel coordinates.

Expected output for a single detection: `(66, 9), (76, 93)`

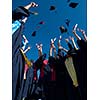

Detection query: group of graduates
(12, 2), (87, 100)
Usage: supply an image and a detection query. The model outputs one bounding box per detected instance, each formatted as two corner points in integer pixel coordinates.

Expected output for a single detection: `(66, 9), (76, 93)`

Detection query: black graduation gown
(68, 43), (83, 100)
(66, 44), (82, 100)
(76, 39), (87, 100)
(12, 5), (32, 100)
(44, 56), (56, 100)
(56, 45), (81, 100)
(12, 23), (25, 100)
(21, 65), (37, 100)
(55, 49), (70, 100)
(27, 54), (48, 100)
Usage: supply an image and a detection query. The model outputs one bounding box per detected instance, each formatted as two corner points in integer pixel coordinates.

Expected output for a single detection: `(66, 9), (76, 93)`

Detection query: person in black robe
(55, 36), (81, 100)
(12, 2), (38, 100)
(65, 37), (82, 100)
(12, 21), (25, 100)
(12, 2), (38, 22)
(43, 38), (57, 100)
(53, 36), (70, 100)
(72, 26), (87, 100)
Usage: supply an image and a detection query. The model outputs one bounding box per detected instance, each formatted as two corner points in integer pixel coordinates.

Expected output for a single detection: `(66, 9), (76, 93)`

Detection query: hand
(65, 38), (69, 43)
(27, 46), (31, 50)
(69, 36), (74, 40)
(77, 28), (85, 34)
(30, 2), (38, 7)
(81, 29), (85, 34)
(59, 46), (63, 50)
(36, 43), (43, 51)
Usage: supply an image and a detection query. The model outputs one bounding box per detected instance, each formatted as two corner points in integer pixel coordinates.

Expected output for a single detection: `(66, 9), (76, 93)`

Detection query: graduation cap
(39, 21), (45, 25)
(69, 2), (79, 8)
(12, 6), (30, 21)
(32, 31), (36, 37)
(50, 6), (56, 11)
(59, 26), (67, 33)
(66, 19), (70, 27)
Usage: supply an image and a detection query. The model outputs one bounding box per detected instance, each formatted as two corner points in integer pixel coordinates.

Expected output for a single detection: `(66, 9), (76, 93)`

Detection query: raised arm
(58, 35), (62, 49)
(69, 36), (78, 50)
(22, 35), (29, 50)
(77, 28), (87, 42)
(49, 38), (57, 58)
(72, 24), (81, 40)
(58, 36), (68, 53)
(36, 43), (43, 57)
(23, 46), (31, 54)
(49, 47), (53, 57)
(64, 38), (72, 53)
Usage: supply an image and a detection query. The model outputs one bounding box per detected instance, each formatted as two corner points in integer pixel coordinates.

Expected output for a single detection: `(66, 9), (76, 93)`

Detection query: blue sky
(12, 0), (87, 61)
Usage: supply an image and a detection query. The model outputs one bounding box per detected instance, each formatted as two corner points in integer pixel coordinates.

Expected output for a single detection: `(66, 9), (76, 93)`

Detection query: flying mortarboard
(59, 26), (67, 33)
(50, 6), (56, 11)
(69, 2), (79, 8)
(66, 19), (70, 27)
(39, 21), (45, 25)
(32, 31), (36, 37)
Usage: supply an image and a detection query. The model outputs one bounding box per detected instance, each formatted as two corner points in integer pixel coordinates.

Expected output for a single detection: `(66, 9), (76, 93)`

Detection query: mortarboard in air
(39, 21), (45, 25)
(66, 19), (70, 27)
(69, 2), (79, 8)
(59, 26), (67, 33)
(50, 6), (56, 11)
(32, 31), (36, 36)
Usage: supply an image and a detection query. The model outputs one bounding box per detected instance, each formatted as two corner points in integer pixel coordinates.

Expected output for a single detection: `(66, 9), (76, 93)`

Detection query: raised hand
(36, 43), (43, 57)
(30, 2), (38, 7)
(36, 43), (43, 51)
(65, 38), (69, 43)
(50, 38), (56, 49)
